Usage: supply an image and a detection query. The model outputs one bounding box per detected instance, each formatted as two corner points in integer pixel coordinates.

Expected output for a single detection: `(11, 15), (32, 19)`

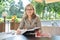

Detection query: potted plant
(10, 15), (20, 30)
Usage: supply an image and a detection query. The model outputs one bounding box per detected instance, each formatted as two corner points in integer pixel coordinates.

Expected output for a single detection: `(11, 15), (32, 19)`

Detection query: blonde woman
(16, 4), (42, 35)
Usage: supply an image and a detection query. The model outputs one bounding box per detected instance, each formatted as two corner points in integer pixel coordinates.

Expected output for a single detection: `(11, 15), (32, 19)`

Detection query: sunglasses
(26, 9), (34, 10)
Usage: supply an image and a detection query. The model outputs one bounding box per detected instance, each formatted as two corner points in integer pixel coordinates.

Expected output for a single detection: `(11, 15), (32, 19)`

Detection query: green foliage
(35, 2), (44, 15)
(31, 1), (44, 15)
(0, 1), (5, 14)
(6, 16), (12, 19)
(0, 0), (60, 20)
(47, 2), (60, 14)
(0, 0), (24, 18)
(14, 18), (19, 23)
(0, 18), (4, 23)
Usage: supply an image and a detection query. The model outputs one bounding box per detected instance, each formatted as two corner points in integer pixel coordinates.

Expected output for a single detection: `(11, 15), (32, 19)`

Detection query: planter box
(0, 23), (5, 32)
(10, 22), (20, 30)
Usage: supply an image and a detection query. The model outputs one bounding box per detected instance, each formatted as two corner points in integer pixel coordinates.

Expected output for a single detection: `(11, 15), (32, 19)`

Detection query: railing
(51, 21), (59, 27)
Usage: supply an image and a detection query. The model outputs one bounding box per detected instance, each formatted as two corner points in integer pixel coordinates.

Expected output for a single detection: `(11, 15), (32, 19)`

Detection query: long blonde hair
(23, 4), (36, 19)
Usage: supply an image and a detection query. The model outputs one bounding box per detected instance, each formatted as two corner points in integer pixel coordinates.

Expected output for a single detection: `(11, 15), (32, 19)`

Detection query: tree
(47, 2), (60, 19)
(31, 0), (44, 18)
(9, 0), (24, 18)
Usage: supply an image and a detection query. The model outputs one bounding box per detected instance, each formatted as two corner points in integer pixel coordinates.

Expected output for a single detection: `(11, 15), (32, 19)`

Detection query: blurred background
(0, 0), (60, 21)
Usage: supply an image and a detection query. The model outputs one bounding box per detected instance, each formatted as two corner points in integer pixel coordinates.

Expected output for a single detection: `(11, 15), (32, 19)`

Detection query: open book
(20, 27), (40, 35)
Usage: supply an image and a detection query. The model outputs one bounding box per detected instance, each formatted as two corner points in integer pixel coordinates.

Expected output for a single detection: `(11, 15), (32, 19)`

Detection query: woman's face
(25, 6), (34, 16)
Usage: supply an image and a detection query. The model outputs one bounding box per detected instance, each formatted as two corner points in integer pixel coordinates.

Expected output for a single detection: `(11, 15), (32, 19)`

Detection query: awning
(35, 0), (60, 3)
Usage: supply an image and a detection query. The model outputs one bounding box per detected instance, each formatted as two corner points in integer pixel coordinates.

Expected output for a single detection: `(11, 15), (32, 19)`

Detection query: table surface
(0, 32), (51, 40)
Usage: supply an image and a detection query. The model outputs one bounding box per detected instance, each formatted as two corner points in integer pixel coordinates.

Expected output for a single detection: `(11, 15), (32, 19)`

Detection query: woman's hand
(16, 29), (21, 35)
(35, 30), (42, 37)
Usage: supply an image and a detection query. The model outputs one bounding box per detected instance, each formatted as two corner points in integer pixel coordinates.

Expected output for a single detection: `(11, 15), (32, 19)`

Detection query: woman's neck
(28, 16), (32, 21)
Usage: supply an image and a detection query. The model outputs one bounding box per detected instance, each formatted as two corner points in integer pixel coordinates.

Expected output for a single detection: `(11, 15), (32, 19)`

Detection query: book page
(27, 27), (40, 31)
(20, 29), (27, 34)
(15, 27), (40, 35)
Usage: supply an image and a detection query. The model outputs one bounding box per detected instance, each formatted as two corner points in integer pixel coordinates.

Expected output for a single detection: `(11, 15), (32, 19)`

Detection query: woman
(16, 4), (42, 35)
